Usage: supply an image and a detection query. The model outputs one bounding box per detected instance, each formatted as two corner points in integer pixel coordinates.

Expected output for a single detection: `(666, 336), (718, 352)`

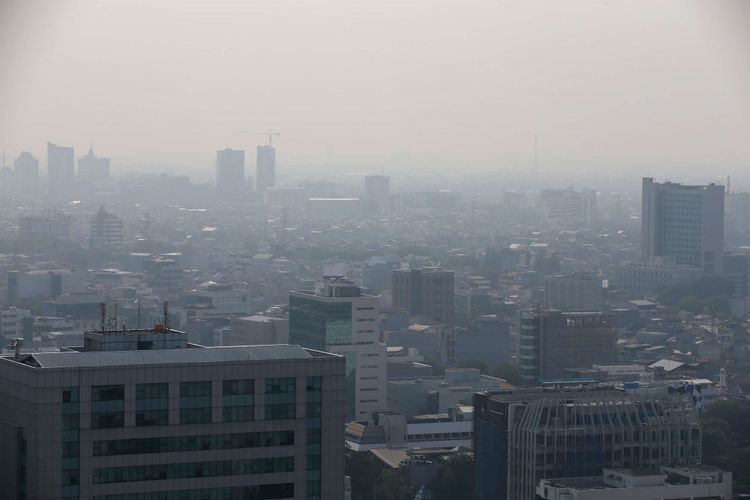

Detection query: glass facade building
(289, 278), (386, 422)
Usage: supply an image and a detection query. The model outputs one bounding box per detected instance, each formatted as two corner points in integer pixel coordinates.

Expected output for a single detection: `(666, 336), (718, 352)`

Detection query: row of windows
(93, 430), (295, 456)
(93, 483), (294, 500)
(93, 456), (294, 484)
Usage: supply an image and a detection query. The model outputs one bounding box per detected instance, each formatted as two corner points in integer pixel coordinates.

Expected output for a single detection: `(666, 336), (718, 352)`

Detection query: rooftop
(9, 344), (320, 369)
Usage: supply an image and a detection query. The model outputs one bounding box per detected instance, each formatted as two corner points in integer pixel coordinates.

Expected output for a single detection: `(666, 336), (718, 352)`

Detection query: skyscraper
(216, 148), (245, 193)
(47, 142), (75, 193)
(392, 267), (455, 325)
(641, 177), (725, 274)
(77, 145), (110, 180)
(289, 277), (387, 422)
(474, 388), (701, 500)
(364, 175), (390, 215)
(256, 145), (276, 199)
(14, 151), (39, 194)
(0, 325), (345, 499)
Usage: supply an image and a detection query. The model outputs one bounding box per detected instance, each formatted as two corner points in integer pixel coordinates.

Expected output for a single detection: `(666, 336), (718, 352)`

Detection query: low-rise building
(537, 465), (731, 500)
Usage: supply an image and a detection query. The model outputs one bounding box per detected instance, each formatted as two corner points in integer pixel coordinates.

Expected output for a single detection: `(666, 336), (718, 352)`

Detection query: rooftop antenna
(137, 301), (142, 329)
(163, 301), (170, 332)
(113, 303), (119, 331)
(100, 302), (106, 332)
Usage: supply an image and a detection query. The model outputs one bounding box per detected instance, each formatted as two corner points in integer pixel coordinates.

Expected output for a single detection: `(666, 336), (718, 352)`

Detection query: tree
(346, 450), (415, 500)
(430, 454), (474, 500)
(702, 400), (750, 486)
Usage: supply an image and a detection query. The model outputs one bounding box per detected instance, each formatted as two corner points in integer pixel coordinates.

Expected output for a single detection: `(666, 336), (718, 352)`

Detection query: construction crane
(234, 129), (280, 146)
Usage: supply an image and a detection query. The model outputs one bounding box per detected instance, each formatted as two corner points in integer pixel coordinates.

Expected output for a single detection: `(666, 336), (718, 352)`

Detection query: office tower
(256, 145), (276, 199)
(544, 273), (603, 311)
(216, 148), (245, 193)
(473, 388), (702, 500)
(89, 206), (124, 249)
(538, 188), (597, 227)
(519, 310), (616, 385)
(392, 267), (455, 325)
(0, 324), (345, 500)
(77, 146), (110, 180)
(18, 213), (72, 252)
(289, 277), (387, 422)
(14, 152), (39, 194)
(642, 177), (725, 274)
(47, 142), (75, 193)
(364, 175), (390, 215)
(726, 191), (750, 236)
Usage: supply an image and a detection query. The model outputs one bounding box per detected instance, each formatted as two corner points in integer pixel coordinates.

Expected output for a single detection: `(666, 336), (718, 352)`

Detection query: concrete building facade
(0, 327), (345, 500)
(289, 278), (386, 422)
(392, 268), (455, 325)
(544, 273), (603, 312)
(642, 177), (725, 274)
(519, 310), (616, 384)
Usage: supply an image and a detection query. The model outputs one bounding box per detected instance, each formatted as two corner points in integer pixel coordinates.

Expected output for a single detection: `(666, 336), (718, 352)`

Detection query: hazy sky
(1, 0), (749, 181)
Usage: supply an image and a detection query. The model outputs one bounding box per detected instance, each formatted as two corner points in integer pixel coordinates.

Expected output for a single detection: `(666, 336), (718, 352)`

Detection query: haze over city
(1, 0), (749, 181)
(3, 2), (750, 499)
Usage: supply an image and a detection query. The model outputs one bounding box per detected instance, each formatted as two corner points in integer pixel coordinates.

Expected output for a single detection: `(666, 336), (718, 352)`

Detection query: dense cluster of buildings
(0, 144), (748, 498)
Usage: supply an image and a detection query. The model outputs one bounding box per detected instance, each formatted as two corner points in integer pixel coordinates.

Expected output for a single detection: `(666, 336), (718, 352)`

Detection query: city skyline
(1, 1), (749, 179)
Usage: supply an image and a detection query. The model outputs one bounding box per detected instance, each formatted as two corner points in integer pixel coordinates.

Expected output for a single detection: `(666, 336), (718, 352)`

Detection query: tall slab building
(289, 277), (387, 422)
(641, 177), (725, 274)
(216, 148), (245, 193)
(256, 145), (276, 200)
(48, 142), (75, 193)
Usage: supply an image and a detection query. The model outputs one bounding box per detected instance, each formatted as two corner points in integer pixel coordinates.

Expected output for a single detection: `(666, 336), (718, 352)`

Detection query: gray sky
(1, 0), (748, 181)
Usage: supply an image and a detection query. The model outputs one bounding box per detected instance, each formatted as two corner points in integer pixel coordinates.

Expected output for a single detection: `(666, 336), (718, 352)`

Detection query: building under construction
(473, 386), (702, 500)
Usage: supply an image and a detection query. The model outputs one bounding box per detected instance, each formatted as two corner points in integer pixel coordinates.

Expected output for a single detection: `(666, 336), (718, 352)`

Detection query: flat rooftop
(8, 344), (328, 369)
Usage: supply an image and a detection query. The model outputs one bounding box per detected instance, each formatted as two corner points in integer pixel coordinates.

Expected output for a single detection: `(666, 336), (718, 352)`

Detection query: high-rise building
(18, 213), (72, 252)
(47, 142), (75, 193)
(216, 148), (245, 193)
(289, 277), (387, 422)
(473, 387), (702, 500)
(538, 188), (597, 227)
(0, 324), (345, 500)
(14, 152), (39, 194)
(519, 310), (616, 385)
(544, 273), (603, 311)
(77, 146), (110, 180)
(89, 206), (124, 249)
(256, 145), (276, 199)
(364, 175), (390, 215)
(392, 268), (455, 325)
(642, 177), (725, 274)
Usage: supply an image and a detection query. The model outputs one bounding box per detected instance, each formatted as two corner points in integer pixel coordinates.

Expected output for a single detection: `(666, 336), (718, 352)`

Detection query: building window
(223, 379), (254, 422)
(180, 381), (212, 424)
(265, 377), (296, 420)
(136, 383), (169, 427)
(93, 457), (294, 484)
(91, 385), (124, 429)
(93, 430), (294, 456)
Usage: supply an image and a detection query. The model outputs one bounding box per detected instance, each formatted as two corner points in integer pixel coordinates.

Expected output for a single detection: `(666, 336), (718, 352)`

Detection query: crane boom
(233, 129), (280, 146)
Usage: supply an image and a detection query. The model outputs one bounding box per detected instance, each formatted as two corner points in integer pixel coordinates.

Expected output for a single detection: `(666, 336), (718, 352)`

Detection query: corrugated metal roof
(27, 344), (312, 369)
